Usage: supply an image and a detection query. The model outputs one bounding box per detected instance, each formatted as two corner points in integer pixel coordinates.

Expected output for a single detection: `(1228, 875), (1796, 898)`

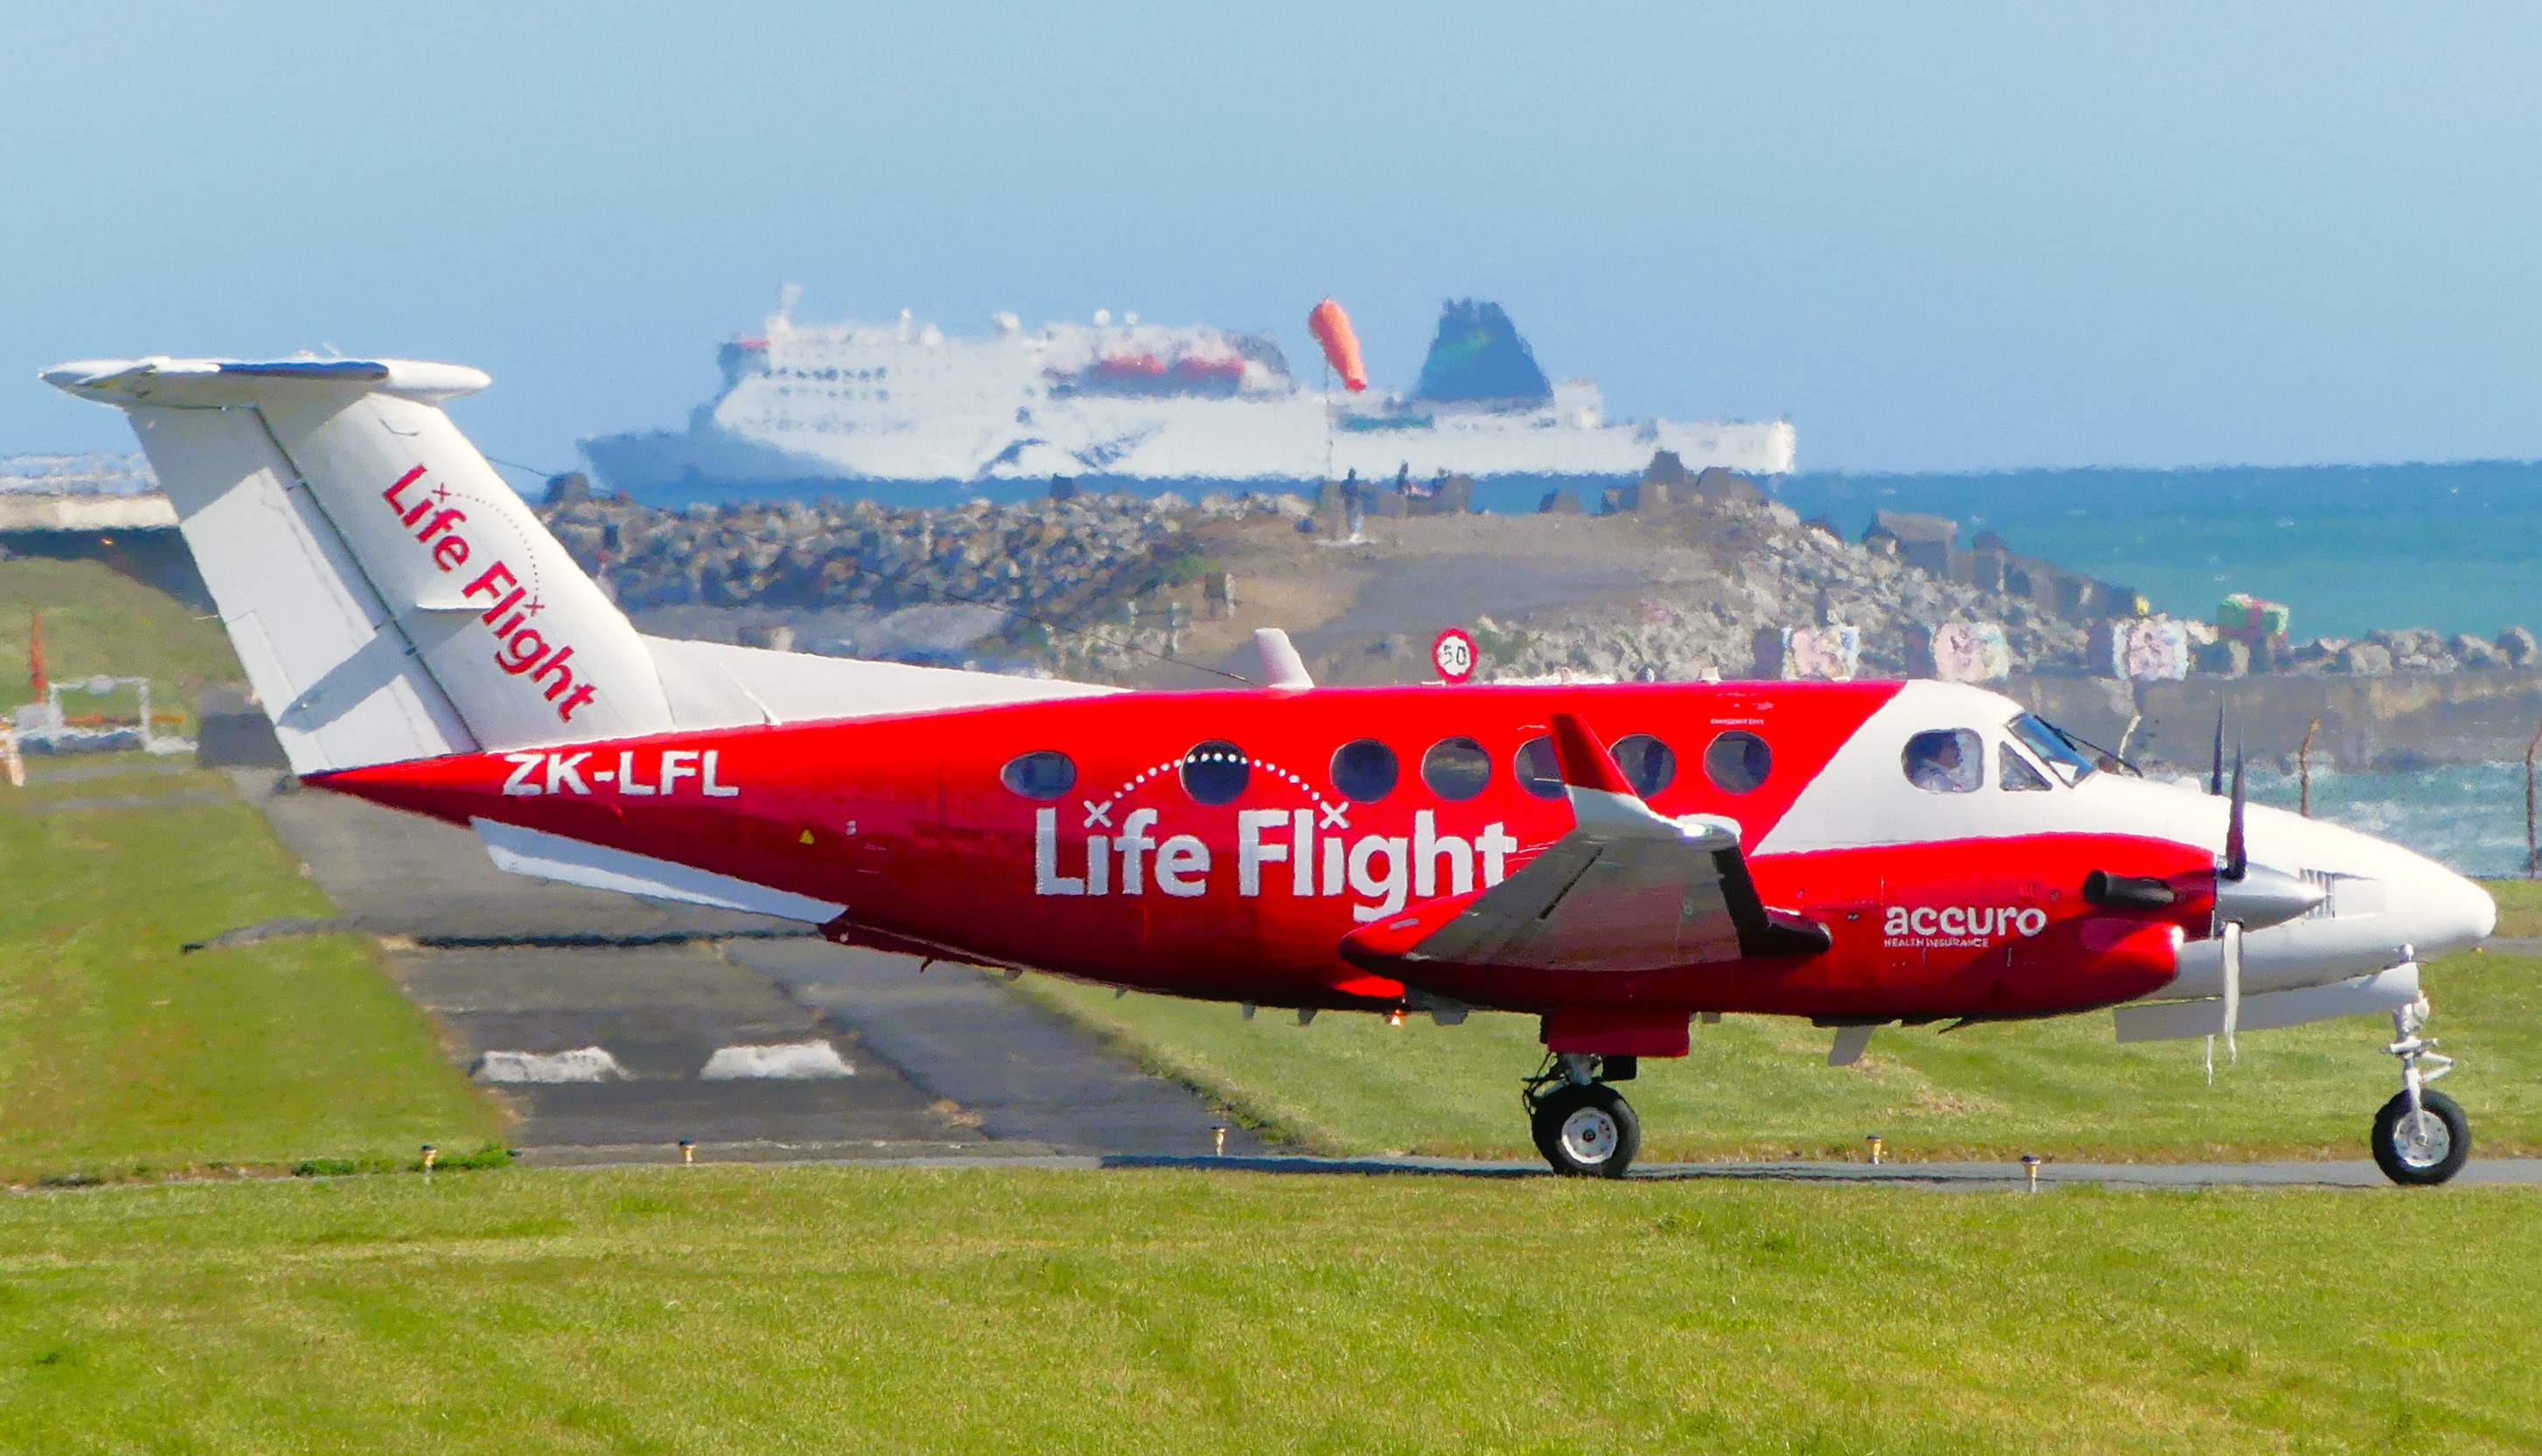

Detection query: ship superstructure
(582, 295), (1795, 503)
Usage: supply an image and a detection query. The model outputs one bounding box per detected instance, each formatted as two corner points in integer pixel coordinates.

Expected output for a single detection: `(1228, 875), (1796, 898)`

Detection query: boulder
(2196, 637), (2252, 677)
(2450, 633), (2507, 670)
(2337, 641), (2394, 676)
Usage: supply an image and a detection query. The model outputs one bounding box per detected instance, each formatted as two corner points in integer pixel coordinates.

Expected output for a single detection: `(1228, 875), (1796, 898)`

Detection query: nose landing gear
(2372, 995), (2469, 1186)
(1525, 1053), (1642, 1177)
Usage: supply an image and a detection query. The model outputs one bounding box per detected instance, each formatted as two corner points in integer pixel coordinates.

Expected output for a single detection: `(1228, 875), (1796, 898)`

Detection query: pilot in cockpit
(1904, 728), (1983, 794)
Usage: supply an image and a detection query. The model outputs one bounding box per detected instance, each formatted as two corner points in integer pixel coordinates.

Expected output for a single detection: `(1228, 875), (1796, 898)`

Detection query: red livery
(43, 353), (2498, 1182)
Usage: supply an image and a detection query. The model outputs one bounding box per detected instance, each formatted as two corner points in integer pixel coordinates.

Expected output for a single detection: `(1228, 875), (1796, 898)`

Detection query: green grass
(0, 558), (240, 726)
(0, 1167), (2533, 1453)
(1017, 943), (2542, 1162)
(0, 765), (504, 1183)
(2487, 877), (2542, 937)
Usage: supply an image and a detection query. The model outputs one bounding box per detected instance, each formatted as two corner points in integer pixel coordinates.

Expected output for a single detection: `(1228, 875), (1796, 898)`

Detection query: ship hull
(579, 301), (1796, 505)
(584, 413), (1798, 507)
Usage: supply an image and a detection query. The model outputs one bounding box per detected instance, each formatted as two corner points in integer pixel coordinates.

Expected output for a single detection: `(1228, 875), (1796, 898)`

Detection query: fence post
(2526, 713), (2542, 878)
(2297, 718), (2319, 818)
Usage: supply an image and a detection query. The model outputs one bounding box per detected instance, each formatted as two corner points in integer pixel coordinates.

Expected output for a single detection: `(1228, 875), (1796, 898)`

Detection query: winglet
(1550, 712), (1635, 795)
(1550, 712), (1684, 838)
(1254, 628), (1314, 690)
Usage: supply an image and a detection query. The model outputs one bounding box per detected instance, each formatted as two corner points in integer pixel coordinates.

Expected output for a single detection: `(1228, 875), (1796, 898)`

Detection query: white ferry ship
(580, 294), (1796, 504)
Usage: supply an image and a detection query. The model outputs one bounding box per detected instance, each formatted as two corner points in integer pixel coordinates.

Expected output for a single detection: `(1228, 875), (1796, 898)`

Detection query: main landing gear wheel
(2372, 1088), (2469, 1187)
(1529, 1082), (1641, 1178)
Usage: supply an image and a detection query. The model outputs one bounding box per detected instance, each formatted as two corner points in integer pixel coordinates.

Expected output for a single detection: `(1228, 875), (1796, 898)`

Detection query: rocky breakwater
(541, 465), (2118, 688)
(1469, 475), (2097, 683)
(538, 483), (1309, 675)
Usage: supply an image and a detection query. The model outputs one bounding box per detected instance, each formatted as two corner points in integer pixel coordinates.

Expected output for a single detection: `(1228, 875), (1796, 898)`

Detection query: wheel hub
(1559, 1106), (1617, 1164)
(2395, 1108), (2452, 1168)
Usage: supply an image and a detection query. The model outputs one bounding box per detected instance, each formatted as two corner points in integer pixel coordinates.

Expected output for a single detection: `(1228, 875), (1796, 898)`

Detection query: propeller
(2084, 731), (2322, 1078)
(2208, 703), (2227, 797)
(2217, 920), (2243, 1072)
(2224, 738), (2247, 881)
(2208, 742), (2249, 1069)
(2205, 741), (2323, 1071)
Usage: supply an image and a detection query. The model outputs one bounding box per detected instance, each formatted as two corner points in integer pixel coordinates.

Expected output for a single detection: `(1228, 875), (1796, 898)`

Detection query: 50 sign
(1431, 627), (1477, 684)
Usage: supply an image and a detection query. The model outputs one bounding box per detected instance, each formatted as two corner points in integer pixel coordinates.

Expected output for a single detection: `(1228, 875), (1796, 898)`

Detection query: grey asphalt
(1058, 1154), (2542, 1187)
(233, 771), (1272, 1161)
(732, 939), (1274, 1158)
(236, 769), (795, 943)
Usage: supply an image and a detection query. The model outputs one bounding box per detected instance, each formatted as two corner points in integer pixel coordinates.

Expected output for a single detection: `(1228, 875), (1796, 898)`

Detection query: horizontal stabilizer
(473, 817), (844, 923)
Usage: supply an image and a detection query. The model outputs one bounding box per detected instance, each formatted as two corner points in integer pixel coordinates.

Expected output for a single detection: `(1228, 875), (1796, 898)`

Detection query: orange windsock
(26, 609), (45, 699)
(1308, 297), (1368, 392)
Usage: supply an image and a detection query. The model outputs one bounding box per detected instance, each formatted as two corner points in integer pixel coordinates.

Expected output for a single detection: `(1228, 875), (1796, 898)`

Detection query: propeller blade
(2220, 919), (2242, 1065)
(2208, 704), (2226, 797)
(2224, 741), (2248, 882)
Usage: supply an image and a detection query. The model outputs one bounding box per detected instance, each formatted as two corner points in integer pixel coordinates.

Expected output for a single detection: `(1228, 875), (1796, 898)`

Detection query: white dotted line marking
(1087, 751), (1343, 829)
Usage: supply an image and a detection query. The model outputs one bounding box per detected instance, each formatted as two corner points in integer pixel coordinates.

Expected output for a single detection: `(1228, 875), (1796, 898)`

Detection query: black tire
(1529, 1083), (1641, 1178)
(2372, 1089), (2469, 1186)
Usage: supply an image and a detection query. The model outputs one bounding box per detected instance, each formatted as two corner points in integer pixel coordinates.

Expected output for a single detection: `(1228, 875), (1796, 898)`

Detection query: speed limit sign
(1431, 627), (1477, 684)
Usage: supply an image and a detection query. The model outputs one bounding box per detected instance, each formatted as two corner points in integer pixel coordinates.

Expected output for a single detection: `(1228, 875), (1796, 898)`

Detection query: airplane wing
(1343, 713), (1829, 974)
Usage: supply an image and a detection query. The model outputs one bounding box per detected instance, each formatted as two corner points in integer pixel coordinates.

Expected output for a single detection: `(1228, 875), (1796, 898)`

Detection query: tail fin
(44, 357), (675, 773)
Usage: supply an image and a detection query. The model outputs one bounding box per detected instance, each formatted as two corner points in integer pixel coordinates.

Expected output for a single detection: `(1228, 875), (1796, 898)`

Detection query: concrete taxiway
(233, 771), (1276, 1162)
(221, 771), (2532, 1187)
(644, 1151), (2532, 1188)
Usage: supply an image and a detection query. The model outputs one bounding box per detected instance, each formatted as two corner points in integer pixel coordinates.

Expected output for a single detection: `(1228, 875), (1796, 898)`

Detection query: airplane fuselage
(321, 677), (2486, 1037)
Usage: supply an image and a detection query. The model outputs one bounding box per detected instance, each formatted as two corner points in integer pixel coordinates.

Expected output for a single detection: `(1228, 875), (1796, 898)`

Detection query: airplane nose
(2232, 801), (2495, 976)
(2400, 859), (2496, 960)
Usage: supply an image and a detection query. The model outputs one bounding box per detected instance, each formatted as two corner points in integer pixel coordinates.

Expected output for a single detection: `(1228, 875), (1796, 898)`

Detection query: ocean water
(1767, 460), (2542, 641)
(2238, 761), (2534, 878)
(1767, 461), (2542, 868)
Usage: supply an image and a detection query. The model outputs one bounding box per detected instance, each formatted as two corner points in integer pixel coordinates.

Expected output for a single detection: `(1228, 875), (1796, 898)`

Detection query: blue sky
(6, 3), (2541, 475)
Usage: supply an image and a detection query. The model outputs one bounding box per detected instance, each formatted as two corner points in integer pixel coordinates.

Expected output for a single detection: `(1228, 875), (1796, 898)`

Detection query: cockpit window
(1999, 744), (2052, 792)
(2008, 713), (2099, 786)
(1903, 729), (1983, 794)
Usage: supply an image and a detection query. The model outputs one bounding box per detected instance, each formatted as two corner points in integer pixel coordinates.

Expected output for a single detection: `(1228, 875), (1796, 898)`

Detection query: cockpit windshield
(2008, 713), (2108, 786)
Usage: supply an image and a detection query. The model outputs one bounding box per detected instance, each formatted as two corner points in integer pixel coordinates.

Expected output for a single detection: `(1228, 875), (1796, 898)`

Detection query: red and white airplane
(46, 356), (2498, 1182)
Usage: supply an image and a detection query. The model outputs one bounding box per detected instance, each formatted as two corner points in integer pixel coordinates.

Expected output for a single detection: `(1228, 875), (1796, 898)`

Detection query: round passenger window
(999, 750), (1076, 801)
(1514, 736), (1564, 799)
(1330, 739), (1399, 802)
(1702, 731), (1772, 794)
(1421, 737), (1492, 801)
(1611, 733), (1677, 798)
(1181, 740), (1250, 806)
